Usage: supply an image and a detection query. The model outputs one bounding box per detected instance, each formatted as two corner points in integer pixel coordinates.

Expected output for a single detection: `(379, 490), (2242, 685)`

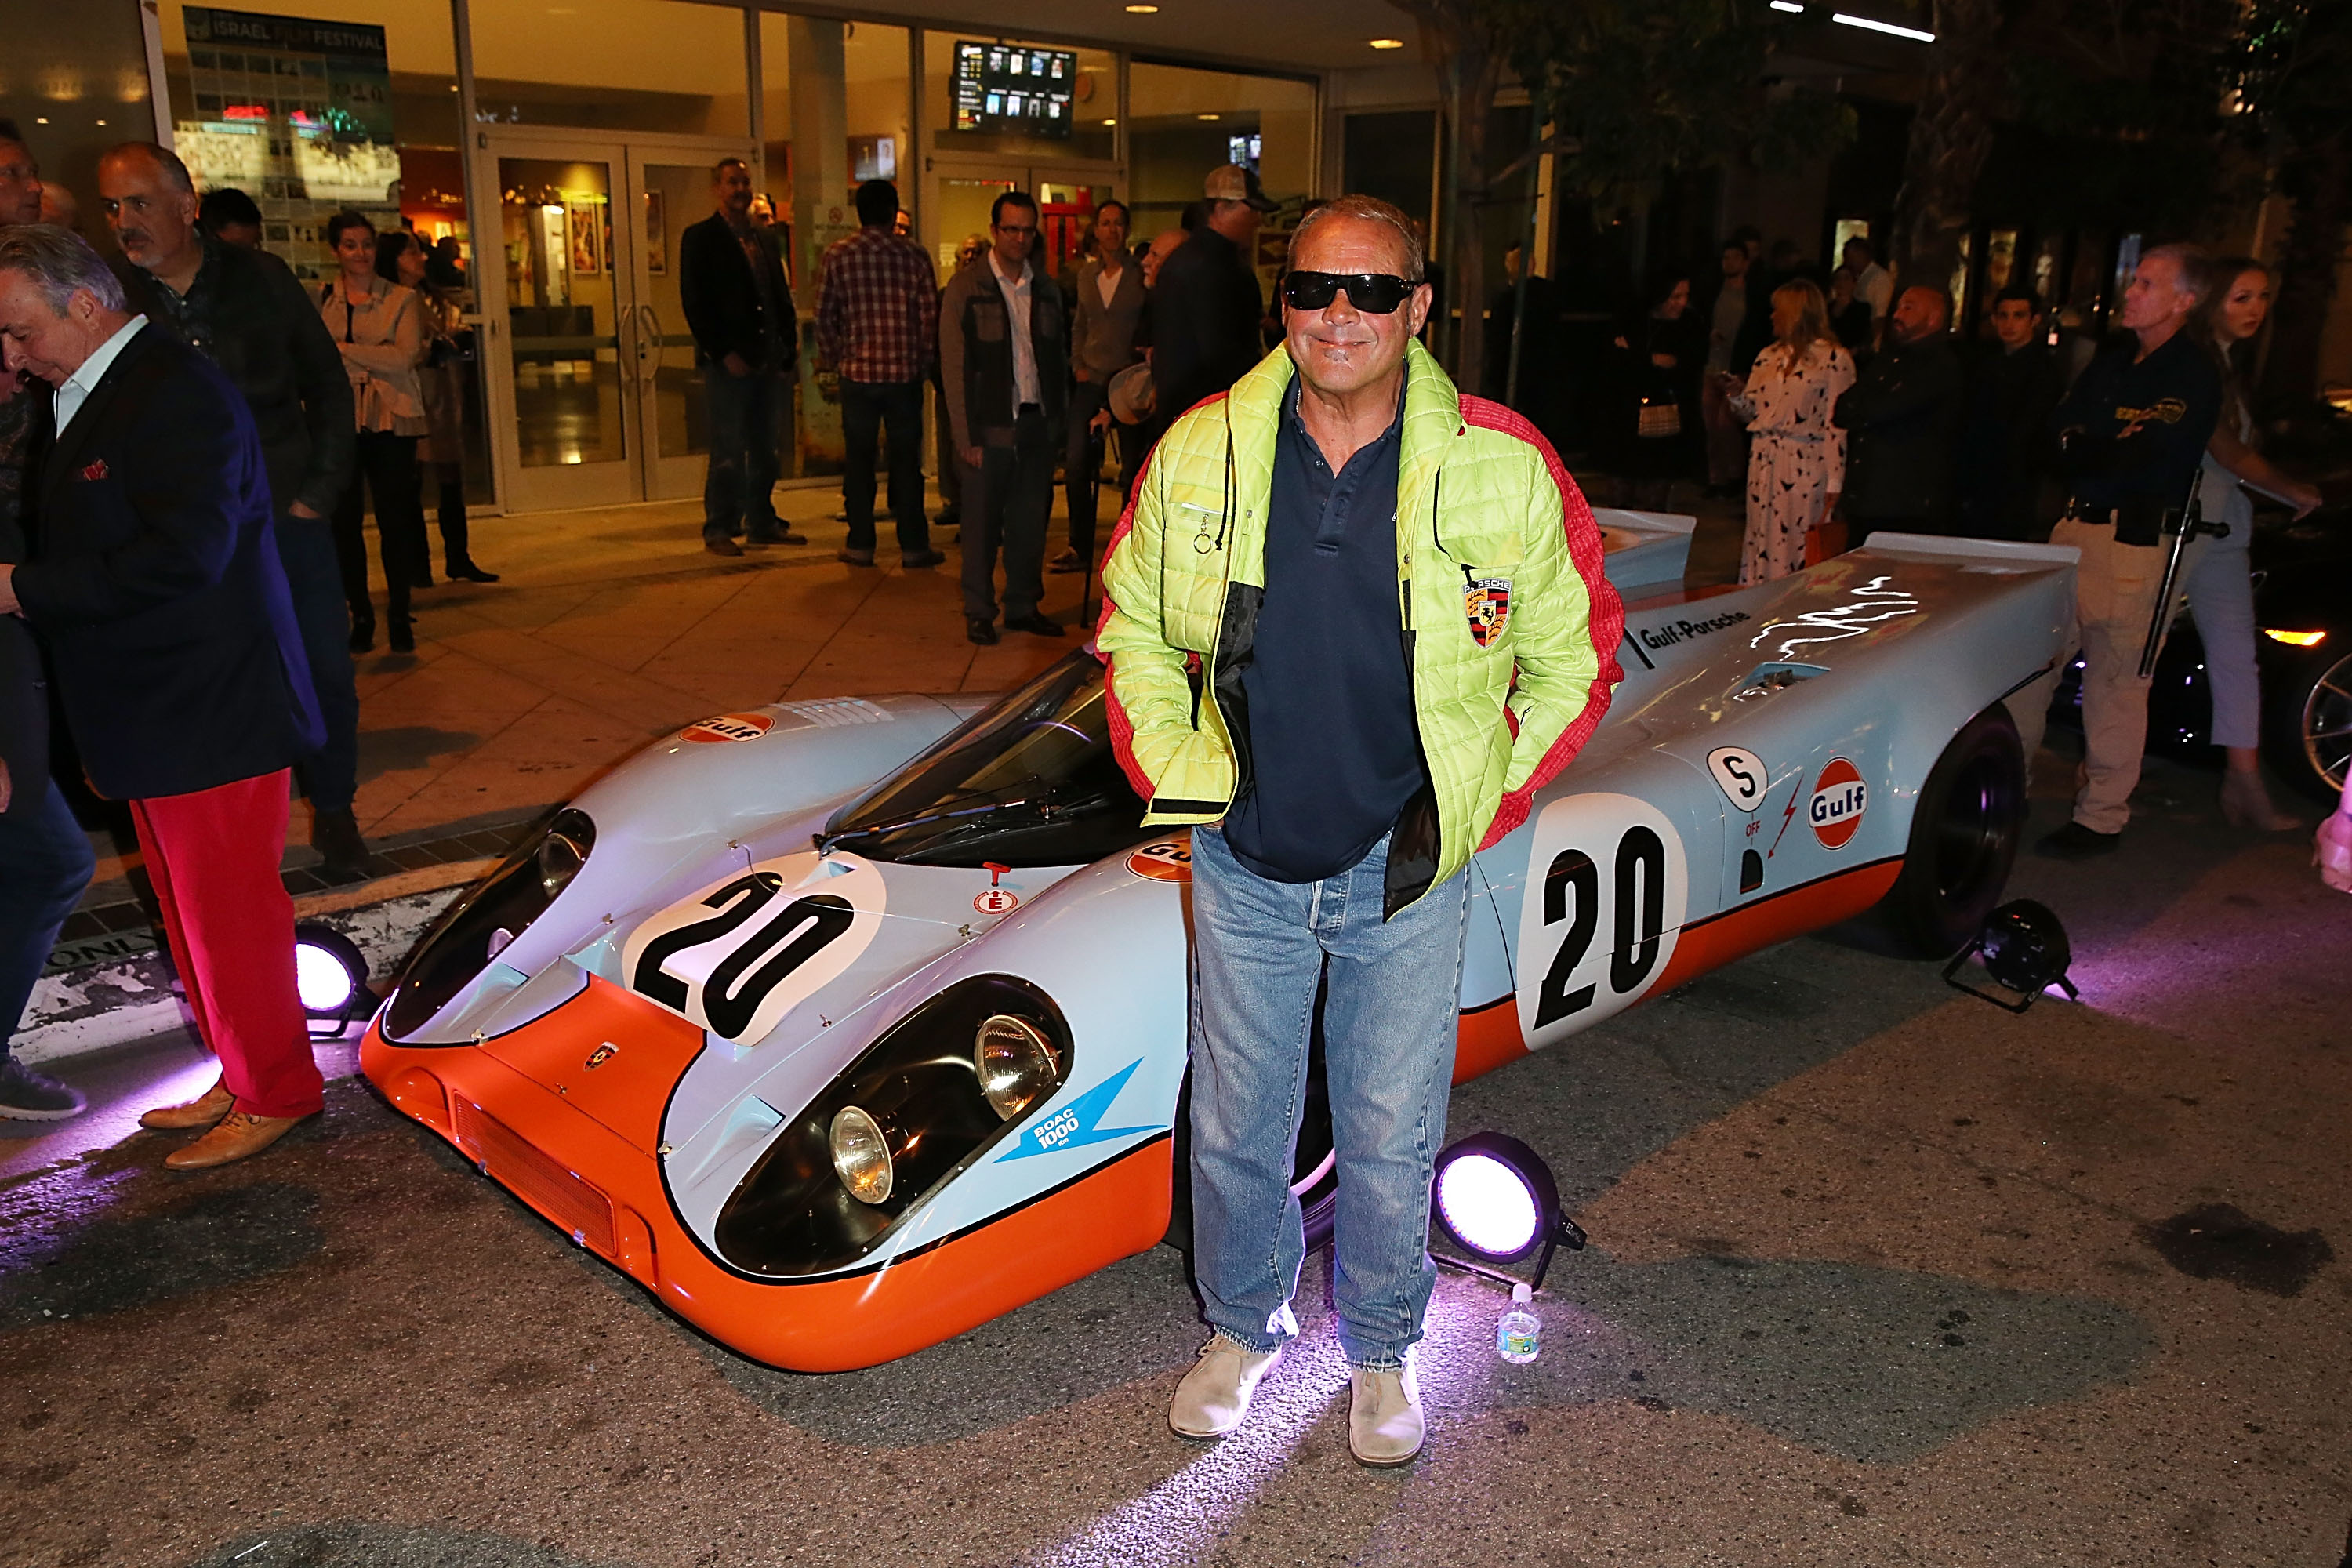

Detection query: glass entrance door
(480, 132), (755, 511)
(488, 141), (633, 511)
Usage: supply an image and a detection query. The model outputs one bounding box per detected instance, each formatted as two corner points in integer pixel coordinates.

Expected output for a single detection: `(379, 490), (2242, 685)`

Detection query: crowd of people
(1624, 229), (2326, 855)
(0, 122), (495, 1133)
(800, 159), (1279, 644)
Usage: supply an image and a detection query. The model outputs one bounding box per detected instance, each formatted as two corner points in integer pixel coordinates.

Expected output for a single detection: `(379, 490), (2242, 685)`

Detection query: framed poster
(567, 201), (601, 276)
(644, 189), (666, 276)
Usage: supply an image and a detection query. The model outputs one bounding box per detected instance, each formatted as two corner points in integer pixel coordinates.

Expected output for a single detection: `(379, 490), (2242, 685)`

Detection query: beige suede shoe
(1348, 1351), (1425, 1467)
(1168, 1336), (1281, 1439)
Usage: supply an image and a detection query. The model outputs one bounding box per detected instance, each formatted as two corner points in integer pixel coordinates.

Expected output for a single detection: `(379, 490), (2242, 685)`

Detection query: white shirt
(54, 315), (147, 434)
(988, 250), (1042, 410)
(1095, 262), (1122, 310)
(1856, 262), (1893, 321)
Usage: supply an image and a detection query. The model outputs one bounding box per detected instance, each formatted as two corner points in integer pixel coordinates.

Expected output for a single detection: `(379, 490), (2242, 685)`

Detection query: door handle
(635, 303), (662, 387)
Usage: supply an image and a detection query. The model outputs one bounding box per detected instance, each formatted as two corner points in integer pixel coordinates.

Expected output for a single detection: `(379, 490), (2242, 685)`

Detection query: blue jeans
(1187, 822), (1471, 1370)
(276, 511), (360, 811)
(702, 364), (782, 542)
(0, 779), (96, 1061)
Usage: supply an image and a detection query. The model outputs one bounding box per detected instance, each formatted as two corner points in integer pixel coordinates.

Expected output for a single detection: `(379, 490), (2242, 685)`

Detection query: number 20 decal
(1514, 793), (1688, 1047)
(622, 851), (886, 1043)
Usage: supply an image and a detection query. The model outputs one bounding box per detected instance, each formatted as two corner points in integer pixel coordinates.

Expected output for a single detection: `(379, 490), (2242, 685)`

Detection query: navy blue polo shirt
(1222, 376), (1426, 884)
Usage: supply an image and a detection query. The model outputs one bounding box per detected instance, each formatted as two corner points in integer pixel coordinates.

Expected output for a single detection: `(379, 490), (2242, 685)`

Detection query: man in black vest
(0, 226), (326, 1169)
(938, 191), (1068, 646)
(97, 141), (372, 882)
(679, 158), (802, 557)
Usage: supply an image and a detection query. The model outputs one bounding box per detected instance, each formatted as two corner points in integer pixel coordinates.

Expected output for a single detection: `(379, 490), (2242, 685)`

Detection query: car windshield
(820, 652), (1155, 867)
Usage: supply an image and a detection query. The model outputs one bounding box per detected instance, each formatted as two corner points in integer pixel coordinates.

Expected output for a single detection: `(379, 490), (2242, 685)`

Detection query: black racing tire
(1854, 702), (2027, 959)
(1162, 979), (1339, 1258)
(2261, 648), (2352, 806)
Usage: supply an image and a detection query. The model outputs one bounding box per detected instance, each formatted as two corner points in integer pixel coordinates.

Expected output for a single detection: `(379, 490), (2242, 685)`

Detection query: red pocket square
(78, 459), (108, 481)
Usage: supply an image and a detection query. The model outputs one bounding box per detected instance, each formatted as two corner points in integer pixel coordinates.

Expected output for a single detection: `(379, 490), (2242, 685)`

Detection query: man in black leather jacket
(1834, 285), (1963, 545)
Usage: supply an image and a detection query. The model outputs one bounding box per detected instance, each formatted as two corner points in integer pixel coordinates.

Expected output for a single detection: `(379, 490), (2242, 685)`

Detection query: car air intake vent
(452, 1097), (616, 1257)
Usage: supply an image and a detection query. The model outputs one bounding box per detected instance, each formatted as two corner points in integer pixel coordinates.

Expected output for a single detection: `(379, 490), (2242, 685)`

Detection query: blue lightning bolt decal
(994, 1058), (1160, 1161)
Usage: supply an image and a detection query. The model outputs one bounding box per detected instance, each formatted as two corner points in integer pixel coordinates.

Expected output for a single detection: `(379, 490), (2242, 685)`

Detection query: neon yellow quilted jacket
(1095, 339), (1626, 914)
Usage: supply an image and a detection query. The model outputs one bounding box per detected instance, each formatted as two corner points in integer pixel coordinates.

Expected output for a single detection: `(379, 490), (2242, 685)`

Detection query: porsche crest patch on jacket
(1465, 575), (1512, 647)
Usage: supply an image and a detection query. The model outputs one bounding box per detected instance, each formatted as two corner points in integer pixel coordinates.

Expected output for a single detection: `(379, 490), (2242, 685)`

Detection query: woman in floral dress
(1726, 280), (1855, 584)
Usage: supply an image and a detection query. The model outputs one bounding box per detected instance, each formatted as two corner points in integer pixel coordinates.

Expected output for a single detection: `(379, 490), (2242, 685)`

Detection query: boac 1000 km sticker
(621, 851), (885, 1042)
(1515, 793), (1688, 1050)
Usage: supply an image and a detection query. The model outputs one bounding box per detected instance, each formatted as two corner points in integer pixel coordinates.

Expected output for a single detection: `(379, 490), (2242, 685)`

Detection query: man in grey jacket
(939, 191), (1067, 646)
(1057, 201), (1146, 575)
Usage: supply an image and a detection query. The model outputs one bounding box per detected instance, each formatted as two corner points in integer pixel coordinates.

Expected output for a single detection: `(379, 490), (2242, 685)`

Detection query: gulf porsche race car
(361, 519), (2073, 1372)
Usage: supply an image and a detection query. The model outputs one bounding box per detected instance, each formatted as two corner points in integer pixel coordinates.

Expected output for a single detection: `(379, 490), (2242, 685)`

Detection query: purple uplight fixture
(296, 921), (376, 1036)
(1432, 1131), (1583, 1290)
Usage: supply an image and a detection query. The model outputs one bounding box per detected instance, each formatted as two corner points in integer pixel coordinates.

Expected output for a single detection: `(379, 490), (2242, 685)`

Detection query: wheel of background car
(2263, 648), (2352, 805)
(1856, 703), (2026, 959)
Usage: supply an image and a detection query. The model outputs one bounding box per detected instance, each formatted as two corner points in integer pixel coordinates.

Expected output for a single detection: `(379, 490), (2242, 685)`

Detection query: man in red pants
(0, 224), (327, 1169)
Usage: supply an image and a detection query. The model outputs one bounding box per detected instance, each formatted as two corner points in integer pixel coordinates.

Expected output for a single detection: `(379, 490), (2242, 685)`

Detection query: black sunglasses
(1280, 270), (1418, 314)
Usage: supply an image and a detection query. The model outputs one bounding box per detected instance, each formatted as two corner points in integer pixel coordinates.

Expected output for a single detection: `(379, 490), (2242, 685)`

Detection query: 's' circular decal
(1706, 746), (1769, 811)
(681, 713), (775, 744)
(1809, 757), (1867, 849)
(973, 888), (1021, 915)
(1127, 837), (1192, 881)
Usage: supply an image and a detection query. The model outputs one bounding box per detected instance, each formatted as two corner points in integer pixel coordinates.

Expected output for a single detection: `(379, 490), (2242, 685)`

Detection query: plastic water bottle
(1497, 1283), (1539, 1363)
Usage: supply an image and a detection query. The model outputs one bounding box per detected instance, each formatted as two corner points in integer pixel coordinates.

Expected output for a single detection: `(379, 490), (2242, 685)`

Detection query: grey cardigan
(1069, 256), (1148, 384)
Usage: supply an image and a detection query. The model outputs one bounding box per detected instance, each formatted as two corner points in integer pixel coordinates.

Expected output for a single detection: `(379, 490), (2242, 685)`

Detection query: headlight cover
(713, 975), (1070, 1277)
(975, 1014), (1062, 1121)
(382, 807), (596, 1040)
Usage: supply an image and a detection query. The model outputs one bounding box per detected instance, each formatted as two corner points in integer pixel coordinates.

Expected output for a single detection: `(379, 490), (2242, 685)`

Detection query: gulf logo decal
(681, 713), (775, 744)
(1809, 757), (1867, 849)
(1127, 837), (1192, 881)
(1515, 793), (1688, 1050)
(620, 850), (884, 1043)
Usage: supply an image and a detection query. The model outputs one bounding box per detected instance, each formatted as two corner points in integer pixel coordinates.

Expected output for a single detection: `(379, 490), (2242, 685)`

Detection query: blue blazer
(16, 323), (324, 801)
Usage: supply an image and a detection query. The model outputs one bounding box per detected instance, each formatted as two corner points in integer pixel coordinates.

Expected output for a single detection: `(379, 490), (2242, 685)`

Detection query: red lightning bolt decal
(1766, 775), (1804, 858)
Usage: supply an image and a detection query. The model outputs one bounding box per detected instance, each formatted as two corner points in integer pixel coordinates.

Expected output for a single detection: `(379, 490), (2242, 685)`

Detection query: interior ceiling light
(1196, 112), (1220, 121)
(1124, 3), (1158, 10)
(2263, 628), (2327, 647)
(1101, 118), (1118, 125)
(1769, 1), (1804, 11)
(1832, 11), (1936, 39)
(1369, 38), (1406, 48)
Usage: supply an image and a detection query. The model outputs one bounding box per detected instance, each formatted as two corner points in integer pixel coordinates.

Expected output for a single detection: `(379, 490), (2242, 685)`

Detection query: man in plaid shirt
(816, 180), (942, 568)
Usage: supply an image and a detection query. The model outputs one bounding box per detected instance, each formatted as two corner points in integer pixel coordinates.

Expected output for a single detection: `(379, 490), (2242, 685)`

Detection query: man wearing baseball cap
(1146, 164), (1277, 441)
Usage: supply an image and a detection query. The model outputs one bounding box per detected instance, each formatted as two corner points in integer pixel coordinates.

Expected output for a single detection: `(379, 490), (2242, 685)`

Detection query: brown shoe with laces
(163, 1109), (313, 1171)
(139, 1076), (234, 1131)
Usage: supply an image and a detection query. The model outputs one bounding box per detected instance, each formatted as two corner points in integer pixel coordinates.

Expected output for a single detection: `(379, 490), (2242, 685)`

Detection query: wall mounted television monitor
(952, 41), (1076, 138)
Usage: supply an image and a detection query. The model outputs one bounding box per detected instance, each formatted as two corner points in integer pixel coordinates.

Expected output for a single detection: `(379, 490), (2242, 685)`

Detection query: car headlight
(713, 975), (1070, 1276)
(829, 1105), (895, 1204)
(382, 807), (596, 1040)
(975, 1014), (1062, 1121)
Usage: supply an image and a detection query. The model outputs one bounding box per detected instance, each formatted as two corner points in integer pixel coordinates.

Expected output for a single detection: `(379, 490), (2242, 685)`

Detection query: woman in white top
(386, 230), (497, 585)
(319, 212), (430, 653)
(2190, 257), (2324, 831)
(1728, 279), (1856, 584)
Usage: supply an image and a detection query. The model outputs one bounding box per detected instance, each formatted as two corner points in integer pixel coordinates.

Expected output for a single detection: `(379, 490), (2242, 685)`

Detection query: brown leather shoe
(163, 1109), (312, 1171)
(139, 1077), (233, 1131)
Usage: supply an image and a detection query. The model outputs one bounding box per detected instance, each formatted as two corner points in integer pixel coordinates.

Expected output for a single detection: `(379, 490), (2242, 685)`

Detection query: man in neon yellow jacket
(1095, 195), (1624, 1465)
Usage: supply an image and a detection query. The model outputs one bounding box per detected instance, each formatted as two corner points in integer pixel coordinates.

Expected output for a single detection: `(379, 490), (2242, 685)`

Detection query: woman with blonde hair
(2190, 256), (2322, 830)
(1727, 278), (1855, 583)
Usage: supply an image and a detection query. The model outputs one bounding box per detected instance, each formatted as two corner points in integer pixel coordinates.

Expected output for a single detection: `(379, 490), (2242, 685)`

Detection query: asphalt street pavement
(2, 753), (2346, 1568)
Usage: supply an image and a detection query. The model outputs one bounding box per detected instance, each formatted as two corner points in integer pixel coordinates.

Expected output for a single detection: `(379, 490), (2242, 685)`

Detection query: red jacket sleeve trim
(1457, 395), (1626, 850)
(1093, 438), (1163, 805)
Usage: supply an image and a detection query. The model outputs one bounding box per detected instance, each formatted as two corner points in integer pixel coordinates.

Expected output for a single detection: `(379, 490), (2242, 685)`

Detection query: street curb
(15, 858), (492, 1069)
